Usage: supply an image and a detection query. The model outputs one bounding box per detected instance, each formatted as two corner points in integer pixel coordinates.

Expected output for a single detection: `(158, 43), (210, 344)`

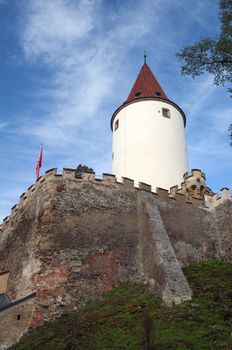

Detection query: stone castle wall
(0, 168), (231, 348)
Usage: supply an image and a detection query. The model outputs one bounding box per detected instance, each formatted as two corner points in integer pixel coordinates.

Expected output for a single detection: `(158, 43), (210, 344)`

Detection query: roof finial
(144, 50), (147, 64)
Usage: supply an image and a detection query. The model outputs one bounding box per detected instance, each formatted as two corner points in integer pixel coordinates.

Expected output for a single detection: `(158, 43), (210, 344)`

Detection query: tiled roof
(126, 63), (168, 103)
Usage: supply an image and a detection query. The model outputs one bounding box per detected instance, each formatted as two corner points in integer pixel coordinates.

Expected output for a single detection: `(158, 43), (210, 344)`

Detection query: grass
(11, 260), (232, 350)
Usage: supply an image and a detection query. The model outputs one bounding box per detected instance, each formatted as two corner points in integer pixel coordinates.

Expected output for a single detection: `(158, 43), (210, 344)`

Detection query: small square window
(155, 91), (161, 96)
(162, 108), (170, 118)
(114, 119), (119, 131)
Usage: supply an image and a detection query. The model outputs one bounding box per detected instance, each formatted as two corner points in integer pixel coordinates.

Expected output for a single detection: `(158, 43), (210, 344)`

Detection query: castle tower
(111, 60), (188, 190)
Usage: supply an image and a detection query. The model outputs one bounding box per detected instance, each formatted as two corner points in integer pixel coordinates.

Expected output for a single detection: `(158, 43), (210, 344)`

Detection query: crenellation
(169, 185), (178, 198)
(156, 187), (169, 198)
(62, 168), (76, 179)
(1, 170), (231, 234)
(204, 188), (232, 210)
(102, 173), (116, 184)
(81, 171), (96, 181)
(220, 187), (231, 199)
(11, 204), (18, 211)
(3, 216), (9, 223)
(122, 177), (135, 190)
(95, 177), (103, 182)
(45, 168), (57, 176)
(139, 182), (152, 192)
(191, 168), (205, 179)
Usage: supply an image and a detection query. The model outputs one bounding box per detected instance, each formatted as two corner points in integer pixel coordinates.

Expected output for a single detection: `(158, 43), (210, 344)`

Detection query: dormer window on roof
(126, 63), (169, 103)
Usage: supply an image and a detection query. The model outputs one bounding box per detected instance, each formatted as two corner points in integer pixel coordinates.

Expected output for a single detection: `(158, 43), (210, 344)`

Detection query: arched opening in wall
(17, 315), (21, 321)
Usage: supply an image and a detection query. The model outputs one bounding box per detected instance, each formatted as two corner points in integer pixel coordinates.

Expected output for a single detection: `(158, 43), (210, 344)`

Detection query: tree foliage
(229, 124), (232, 145)
(176, 0), (232, 95)
(177, 0), (232, 144)
(75, 164), (94, 176)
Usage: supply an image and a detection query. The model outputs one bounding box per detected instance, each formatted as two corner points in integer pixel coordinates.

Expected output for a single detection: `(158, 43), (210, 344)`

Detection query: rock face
(0, 168), (231, 349)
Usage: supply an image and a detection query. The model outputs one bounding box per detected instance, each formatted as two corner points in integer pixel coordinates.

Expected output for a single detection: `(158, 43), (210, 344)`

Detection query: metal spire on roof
(144, 50), (147, 64)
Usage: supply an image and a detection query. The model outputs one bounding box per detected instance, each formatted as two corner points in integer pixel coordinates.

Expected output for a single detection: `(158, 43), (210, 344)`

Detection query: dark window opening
(135, 91), (141, 96)
(114, 120), (119, 131)
(17, 315), (21, 320)
(155, 91), (161, 96)
(162, 108), (170, 118)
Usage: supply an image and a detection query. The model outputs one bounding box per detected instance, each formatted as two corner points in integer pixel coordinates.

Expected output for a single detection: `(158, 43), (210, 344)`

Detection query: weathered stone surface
(0, 296), (35, 350)
(137, 191), (192, 304)
(0, 172), (231, 348)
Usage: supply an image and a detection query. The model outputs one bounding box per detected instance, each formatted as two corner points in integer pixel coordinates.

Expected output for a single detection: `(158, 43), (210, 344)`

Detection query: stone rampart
(0, 168), (231, 348)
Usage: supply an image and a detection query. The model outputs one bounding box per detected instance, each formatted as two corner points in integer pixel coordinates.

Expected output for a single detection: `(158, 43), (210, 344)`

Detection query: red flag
(36, 144), (43, 180)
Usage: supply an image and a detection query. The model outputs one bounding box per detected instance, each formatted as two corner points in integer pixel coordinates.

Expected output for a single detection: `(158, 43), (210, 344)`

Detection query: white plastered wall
(112, 100), (188, 190)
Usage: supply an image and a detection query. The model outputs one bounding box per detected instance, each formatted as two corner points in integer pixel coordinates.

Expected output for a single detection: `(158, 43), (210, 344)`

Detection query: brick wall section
(0, 184), (44, 300)
(32, 177), (141, 324)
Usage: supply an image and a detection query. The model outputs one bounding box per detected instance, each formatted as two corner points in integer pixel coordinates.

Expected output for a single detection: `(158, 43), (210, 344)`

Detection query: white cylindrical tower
(111, 62), (188, 190)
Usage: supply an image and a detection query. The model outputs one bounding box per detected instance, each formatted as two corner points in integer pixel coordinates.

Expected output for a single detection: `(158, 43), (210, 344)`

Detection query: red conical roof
(126, 63), (168, 103)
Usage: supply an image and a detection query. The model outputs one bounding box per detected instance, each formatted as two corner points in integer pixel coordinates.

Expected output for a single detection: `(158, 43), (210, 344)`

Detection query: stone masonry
(0, 168), (231, 348)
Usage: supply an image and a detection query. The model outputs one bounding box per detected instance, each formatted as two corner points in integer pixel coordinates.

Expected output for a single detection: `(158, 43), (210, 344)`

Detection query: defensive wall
(0, 168), (231, 349)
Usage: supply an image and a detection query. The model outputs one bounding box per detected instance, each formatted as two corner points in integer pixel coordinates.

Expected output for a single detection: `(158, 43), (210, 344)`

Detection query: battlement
(0, 168), (231, 230)
(0, 166), (231, 350)
(176, 169), (207, 200)
(204, 188), (232, 210)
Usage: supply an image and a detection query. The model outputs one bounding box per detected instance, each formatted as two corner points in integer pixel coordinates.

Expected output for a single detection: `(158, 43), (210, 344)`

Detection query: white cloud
(21, 0), (96, 64)
(19, 0), (162, 149)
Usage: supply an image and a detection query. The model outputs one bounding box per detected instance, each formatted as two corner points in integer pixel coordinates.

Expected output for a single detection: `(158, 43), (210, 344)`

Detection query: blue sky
(0, 0), (231, 222)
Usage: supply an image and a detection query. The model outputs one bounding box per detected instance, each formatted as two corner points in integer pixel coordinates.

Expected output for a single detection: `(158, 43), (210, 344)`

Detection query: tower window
(114, 119), (119, 131)
(155, 91), (161, 96)
(135, 91), (141, 96)
(162, 108), (170, 118)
